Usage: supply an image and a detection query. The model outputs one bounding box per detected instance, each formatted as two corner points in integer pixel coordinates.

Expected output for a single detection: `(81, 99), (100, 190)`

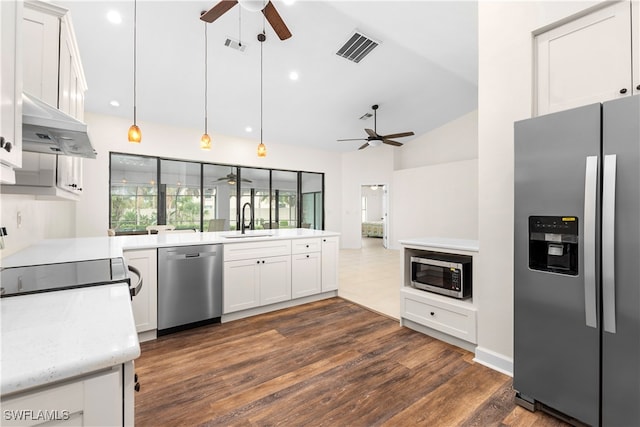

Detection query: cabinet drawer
(291, 238), (321, 254)
(224, 239), (291, 261)
(401, 291), (477, 344)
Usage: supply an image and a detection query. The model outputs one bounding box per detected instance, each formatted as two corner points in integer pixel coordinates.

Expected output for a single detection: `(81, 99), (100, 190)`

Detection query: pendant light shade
(128, 0), (141, 143)
(200, 14), (211, 150)
(257, 141), (267, 157)
(128, 124), (141, 143)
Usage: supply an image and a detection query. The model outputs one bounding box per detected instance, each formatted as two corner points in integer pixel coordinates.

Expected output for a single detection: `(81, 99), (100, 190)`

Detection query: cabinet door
(536, 1), (632, 115)
(22, 5), (60, 105)
(292, 252), (321, 298)
(124, 249), (158, 333)
(259, 255), (292, 305)
(58, 16), (86, 121)
(224, 259), (260, 313)
(321, 236), (339, 292)
(0, 0), (22, 173)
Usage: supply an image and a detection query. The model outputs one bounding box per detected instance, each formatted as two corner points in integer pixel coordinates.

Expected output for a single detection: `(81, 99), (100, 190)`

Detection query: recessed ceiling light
(245, 126), (252, 132)
(289, 71), (299, 81)
(109, 100), (120, 107)
(106, 10), (122, 25)
(283, 0), (296, 5)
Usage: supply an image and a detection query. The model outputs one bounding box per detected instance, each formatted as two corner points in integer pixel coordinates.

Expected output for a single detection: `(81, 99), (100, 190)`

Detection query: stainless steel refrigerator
(514, 95), (640, 426)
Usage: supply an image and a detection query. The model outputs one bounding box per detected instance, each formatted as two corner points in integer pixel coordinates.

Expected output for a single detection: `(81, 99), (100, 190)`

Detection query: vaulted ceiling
(57, 1), (478, 152)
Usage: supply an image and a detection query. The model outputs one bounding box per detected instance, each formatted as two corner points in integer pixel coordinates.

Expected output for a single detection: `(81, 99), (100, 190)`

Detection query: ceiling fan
(337, 105), (415, 150)
(213, 171), (252, 185)
(200, 0), (292, 41)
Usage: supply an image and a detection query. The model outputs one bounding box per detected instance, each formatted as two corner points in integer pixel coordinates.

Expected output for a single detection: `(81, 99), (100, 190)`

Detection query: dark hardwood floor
(135, 298), (567, 426)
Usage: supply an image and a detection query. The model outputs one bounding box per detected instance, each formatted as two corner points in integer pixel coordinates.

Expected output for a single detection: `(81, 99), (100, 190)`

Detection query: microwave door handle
(602, 154), (617, 334)
(584, 156), (598, 329)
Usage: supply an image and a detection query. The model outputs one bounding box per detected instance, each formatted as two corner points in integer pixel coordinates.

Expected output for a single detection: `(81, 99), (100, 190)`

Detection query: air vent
(336, 31), (380, 63)
(359, 112), (373, 120)
(224, 37), (246, 52)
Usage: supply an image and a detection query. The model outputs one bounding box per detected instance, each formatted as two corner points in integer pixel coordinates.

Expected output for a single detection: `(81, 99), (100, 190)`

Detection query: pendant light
(257, 29), (267, 158)
(127, 0), (141, 143)
(200, 14), (211, 150)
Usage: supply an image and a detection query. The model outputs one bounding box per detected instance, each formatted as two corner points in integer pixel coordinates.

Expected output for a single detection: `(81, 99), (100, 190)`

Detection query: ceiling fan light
(368, 139), (381, 148)
(128, 124), (141, 143)
(200, 133), (211, 150)
(257, 142), (267, 157)
(238, 0), (266, 12)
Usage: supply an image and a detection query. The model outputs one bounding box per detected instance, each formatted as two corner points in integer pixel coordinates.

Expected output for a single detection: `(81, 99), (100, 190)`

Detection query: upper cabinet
(536, 1), (639, 115)
(3, 0), (88, 199)
(0, 0), (23, 183)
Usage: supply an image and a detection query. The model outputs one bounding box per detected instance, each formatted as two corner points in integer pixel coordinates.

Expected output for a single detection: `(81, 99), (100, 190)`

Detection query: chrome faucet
(241, 202), (252, 234)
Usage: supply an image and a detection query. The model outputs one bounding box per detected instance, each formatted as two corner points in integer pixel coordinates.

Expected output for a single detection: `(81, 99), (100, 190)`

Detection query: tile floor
(338, 237), (401, 320)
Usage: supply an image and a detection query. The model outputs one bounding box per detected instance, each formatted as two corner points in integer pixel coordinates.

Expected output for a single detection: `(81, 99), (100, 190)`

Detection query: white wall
(395, 109), (478, 170)
(476, 0), (604, 373)
(0, 195), (76, 256)
(392, 159), (478, 245)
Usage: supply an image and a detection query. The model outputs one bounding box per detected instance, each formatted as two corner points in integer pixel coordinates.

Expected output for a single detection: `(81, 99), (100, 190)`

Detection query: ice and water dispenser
(528, 216), (579, 275)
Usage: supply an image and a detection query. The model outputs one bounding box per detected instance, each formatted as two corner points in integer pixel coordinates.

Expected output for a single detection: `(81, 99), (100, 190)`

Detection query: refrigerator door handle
(584, 156), (598, 328)
(602, 154), (617, 334)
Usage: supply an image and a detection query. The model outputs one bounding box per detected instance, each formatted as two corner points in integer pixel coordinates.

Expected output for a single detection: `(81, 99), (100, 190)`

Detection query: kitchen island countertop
(3, 228), (341, 268)
(1, 283), (140, 396)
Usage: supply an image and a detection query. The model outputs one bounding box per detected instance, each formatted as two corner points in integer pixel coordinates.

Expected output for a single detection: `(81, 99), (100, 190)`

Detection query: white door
(536, 1), (632, 115)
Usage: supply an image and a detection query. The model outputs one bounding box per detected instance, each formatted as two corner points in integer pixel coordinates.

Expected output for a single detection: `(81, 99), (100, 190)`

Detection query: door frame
(360, 183), (390, 248)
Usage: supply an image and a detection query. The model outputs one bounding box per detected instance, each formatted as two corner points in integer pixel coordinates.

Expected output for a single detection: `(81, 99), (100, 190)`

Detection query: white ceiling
(57, 0), (478, 152)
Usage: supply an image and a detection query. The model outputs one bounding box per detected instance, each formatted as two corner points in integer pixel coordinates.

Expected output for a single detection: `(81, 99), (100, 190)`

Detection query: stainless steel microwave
(410, 252), (472, 299)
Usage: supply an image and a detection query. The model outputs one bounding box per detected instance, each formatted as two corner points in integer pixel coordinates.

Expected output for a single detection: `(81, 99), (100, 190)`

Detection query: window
(110, 154), (158, 233)
(109, 153), (325, 234)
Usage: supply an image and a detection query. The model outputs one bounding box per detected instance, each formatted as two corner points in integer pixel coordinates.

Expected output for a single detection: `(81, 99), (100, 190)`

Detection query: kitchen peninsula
(1, 228), (339, 425)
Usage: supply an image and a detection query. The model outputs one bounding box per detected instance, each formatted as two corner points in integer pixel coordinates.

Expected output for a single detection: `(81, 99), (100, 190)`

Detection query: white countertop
(2, 228), (341, 268)
(1, 283), (140, 395)
(399, 237), (479, 252)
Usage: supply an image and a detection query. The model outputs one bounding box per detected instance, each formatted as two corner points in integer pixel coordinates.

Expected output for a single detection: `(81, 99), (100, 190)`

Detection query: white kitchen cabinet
(1, 365), (124, 427)
(223, 240), (292, 314)
(321, 236), (339, 292)
(2, 152), (81, 200)
(0, 0), (23, 181)
(224, 258), (261, 313)
(292, 238), (322, 298)
(6, 0), (88, 198)
(124, 249), (158, 340)
(536, 1), (638, 115)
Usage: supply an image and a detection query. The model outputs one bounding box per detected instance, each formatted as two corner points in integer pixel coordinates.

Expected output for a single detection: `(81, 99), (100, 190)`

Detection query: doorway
(360, 184), (389, 248)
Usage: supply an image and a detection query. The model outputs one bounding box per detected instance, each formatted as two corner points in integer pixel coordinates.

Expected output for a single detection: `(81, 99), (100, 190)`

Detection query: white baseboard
(473, 346), (513, 377)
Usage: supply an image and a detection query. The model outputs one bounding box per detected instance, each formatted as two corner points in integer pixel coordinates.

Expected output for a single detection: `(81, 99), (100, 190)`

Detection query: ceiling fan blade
(337, 138), (367, 142)
(365, 128), (378, 138)
(200, 0), (238, 23)
(381, 131), (414, 139)
(358, 142), (370, 150)
(262, 1), (292, 40)
(382, 139), (403, 147)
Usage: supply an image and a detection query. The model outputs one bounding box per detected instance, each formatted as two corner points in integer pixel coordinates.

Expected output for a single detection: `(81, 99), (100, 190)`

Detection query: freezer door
(601, 95), (640, 427)
(514, 103), (601, 426)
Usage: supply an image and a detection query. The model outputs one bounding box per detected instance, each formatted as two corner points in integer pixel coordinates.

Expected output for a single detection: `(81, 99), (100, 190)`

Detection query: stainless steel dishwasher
(157, 244), (222, 335)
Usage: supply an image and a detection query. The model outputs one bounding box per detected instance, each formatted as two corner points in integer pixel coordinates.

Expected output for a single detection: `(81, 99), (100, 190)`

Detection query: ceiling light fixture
(110, 100), (120, 107)
(238, 0), (266, 13)
(245, 126), (252, 133)
(257, 29), (267, 158)
(200, 12), (211, 151)
(289, 70), (299, 81)
(107, 10), (122, 25)
(127, 0), (141, 143)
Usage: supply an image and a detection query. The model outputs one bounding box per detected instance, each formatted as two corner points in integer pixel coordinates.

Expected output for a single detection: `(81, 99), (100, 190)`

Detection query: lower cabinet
(123, 249), (158, 335)
(1, 364), (126, 427)
(292, 250), (322, 299)
(223, 240), (292, 314)
(321, 236), (339, 291)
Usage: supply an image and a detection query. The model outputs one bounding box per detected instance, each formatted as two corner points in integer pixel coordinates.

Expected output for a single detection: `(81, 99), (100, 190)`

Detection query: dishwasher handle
(128, 265), (143, 298)
(185, 253), (200, 258)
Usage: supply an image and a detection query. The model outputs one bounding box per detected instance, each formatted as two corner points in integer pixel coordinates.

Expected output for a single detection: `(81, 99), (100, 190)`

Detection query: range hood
(22, 92), (97, 159)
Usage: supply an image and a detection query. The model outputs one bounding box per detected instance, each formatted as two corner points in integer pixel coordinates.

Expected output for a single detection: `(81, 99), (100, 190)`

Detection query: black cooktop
(1, 258), (129, 297)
